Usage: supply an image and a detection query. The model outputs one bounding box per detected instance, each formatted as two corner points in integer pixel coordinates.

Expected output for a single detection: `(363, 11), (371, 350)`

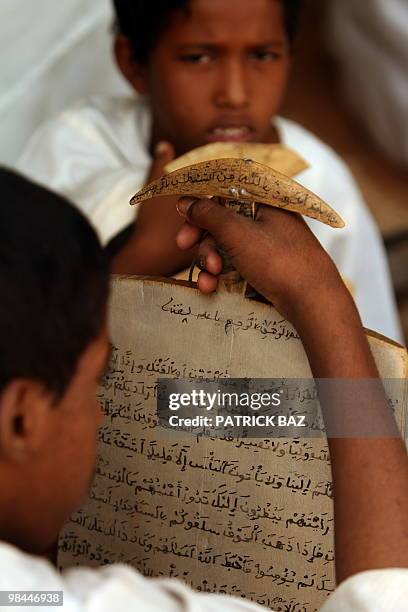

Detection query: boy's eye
(180, 53), (212, 65)
(249, 50), (281, 62)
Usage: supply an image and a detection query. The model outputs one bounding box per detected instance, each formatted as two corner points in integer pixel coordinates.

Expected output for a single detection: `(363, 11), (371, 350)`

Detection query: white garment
(0, 0), (128, 166)
(1, 542), (407, 612)
(17, 96), (402, 342)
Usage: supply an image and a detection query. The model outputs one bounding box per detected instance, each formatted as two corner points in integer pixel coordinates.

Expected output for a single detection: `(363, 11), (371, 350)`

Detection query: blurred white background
(327, 0), (408, 170)
(0, 0), (129, 165)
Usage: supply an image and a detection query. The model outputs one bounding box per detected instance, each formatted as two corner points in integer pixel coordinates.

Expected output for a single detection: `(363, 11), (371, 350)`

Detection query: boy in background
(0, 167), (407, 610)
(17, 0), (402, 341)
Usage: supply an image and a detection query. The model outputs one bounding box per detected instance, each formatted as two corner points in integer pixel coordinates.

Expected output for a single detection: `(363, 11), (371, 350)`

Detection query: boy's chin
(13, 496), (83, 557)
(7, 525), (61, 557)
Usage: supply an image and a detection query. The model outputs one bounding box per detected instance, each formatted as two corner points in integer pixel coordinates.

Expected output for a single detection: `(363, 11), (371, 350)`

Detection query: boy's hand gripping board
(131, 146), (345, 293)
(58, 146), (406, 612)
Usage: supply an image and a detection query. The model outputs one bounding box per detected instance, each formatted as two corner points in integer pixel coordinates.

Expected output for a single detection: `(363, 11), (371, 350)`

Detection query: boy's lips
(206, 126), (255, 143)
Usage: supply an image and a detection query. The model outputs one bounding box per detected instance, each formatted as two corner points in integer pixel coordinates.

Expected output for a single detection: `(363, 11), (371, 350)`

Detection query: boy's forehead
(165, 0), (286, 45)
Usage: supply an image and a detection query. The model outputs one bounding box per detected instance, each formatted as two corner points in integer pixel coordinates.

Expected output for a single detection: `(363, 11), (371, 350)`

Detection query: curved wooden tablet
(131, 158), (345, 228)
(165, 142), (309, 177)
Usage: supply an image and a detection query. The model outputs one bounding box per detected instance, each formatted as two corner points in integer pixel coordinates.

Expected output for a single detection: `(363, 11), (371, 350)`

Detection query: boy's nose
(214, 60), (249, 109)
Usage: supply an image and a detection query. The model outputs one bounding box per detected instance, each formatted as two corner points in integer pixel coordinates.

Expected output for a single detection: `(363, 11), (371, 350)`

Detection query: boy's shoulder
(47, 95), (147, 130)
(1, 542), (408, 611)
(0, 542), (261, 611)
(66, 95), (148, 132)
(0, 541), (63, 591)
(275, 116), (357, 187)
(18, 95), (151, 167)
(275, 116), (367, 224)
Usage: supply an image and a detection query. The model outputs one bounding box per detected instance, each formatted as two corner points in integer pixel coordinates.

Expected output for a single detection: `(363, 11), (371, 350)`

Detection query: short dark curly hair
(113, 0), (303, 64)
(0, 168), (109, 400)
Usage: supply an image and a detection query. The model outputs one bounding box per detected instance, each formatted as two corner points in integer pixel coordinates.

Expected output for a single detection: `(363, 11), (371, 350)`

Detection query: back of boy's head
(0, 168), (109, 399)
(113, 0), (303, 64)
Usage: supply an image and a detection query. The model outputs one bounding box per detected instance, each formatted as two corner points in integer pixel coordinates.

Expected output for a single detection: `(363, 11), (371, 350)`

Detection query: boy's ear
(0, 380), (52, 463)
(114, 35), (149, 95)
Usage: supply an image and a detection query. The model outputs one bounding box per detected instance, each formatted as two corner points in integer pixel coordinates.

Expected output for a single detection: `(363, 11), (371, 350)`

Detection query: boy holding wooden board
(17, 0), (402, 341)
(0, 167), (407, 610)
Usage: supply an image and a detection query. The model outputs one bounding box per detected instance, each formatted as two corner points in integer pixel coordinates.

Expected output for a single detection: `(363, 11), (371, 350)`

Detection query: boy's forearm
(290, 285), (377, 379)
(111, 194), (197, 276)
(175, 197), (408, 583)
(329, 437), (408, 583)
(292, 287), (408, 583)
(111, 232), (195, 276)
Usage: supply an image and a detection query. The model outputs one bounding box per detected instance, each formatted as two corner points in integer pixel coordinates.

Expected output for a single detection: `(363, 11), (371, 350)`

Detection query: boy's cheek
(150, 64), (211, 108)
(56, 409), (99, 501)
(24, 432), (95, 551)
(58, 430), (97, 519)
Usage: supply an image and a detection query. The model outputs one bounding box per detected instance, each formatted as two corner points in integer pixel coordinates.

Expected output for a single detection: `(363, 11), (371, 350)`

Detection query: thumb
(177, 197), (244, 245)
(148, 141), (175, 182)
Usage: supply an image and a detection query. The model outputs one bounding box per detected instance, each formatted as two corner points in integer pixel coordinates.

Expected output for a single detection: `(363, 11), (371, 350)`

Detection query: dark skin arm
(176, 196), (408, 584)
(294, 290), (407, 582)
(111, 142), (196, 276)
